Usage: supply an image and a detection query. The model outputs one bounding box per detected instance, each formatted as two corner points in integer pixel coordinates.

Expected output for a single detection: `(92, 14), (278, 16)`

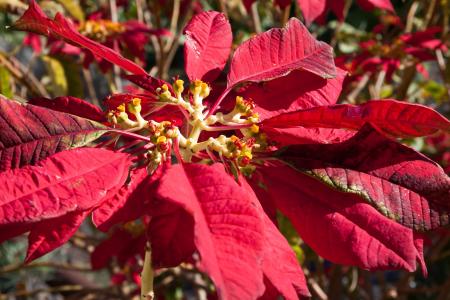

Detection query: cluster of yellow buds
(147, 121), (178, 152)
(137, 79), (268, 176)
(79, 20), (125, 41)
(235, 96), (255, 116)
(107, 98), (147, 130)
(225, 135), (256, 167)
(190, 79), (210, 100)
(156, 84), (173, 102)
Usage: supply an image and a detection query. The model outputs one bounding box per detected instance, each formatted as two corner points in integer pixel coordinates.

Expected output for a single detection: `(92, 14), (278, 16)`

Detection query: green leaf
(0, 66), (13, 98)
(55, 0), (85, 22)
(42, 56), (68, 96)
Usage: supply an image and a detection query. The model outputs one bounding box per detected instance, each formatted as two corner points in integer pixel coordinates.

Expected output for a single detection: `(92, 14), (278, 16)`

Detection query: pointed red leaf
(242, 0), (256, 11)
(241, 179), (310, 298)
(264, 99), (450, 138)
(258, 163), (426, 272)
(26, 210), (90, 262)
(278, 125), (450, 231)
(155, 163), (266, 299)
(263, 126), (355, 147)
(357, 0), (394, 12)
(228, 17), (335, 84)
(240, 68), (346, 121)
(90, 228), (145, 269)
(297, 0), (327, 25)
(0, 148), (130, 225)
(92, 167), (153, 232)
(28, 96), (106, 122)
(261, 210), (310, 299)
(124, 74), (169, 94)
(184, 11), (232, 83)
(149, 207), (196, 268)
(0, 97), (106, 171)
(12, 0), (147, 75)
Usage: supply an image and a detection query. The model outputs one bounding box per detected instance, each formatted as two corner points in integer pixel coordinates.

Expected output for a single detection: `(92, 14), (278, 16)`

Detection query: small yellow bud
(132, 98), (141, 106)
(174, 79), (184, 95)
(200, 82), (210, 98)
(157, 136), (167, 144)
(230, 135), (239, 142)
(117, 103), (126, 112)
(250, 124), (260, 134)
(161, 84), (169, 92)
(128, 98), (142, 114)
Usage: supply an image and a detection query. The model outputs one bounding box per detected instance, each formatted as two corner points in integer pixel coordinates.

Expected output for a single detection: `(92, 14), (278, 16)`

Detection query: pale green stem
(141, 242), (154, 300)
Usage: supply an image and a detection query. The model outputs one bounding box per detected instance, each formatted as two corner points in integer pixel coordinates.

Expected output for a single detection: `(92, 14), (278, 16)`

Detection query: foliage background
(0, 0), (449, 299)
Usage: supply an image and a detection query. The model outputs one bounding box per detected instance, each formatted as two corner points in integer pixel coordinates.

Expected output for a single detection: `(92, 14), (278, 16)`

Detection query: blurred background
(0, 0), (449, 299)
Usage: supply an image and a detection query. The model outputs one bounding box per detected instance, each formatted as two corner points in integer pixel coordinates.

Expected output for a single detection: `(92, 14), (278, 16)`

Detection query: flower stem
(110, 129), (152, 143)
(141, 242), (154, 300)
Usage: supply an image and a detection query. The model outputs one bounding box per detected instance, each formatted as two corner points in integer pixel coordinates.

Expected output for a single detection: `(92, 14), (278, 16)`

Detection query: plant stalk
(141, 242), (154, 300)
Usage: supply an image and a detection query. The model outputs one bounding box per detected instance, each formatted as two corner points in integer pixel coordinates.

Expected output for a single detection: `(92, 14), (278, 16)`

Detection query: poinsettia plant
(1, 1), (450, 299)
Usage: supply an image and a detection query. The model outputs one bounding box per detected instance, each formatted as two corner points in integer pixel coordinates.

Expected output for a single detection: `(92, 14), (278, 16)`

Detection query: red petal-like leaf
(242, 0), (256, 11)
(277, 124), (450, 231)
(124, 74), (169, 94)
(297, 0), (327, 25)
(357, 0), (394, 12)
(0, 97), (106, 171)
(155, 163), (266, 299)
(261, 211), (310, 299)
(149, 206), (196, 268)
(239, 68), (346, 121)
(26, 210), (90, 262)
(210, 18), (336, 113)
(0, 148), (130, 225)
(184, 11), (232, 83)
(29, 96), (106, 123)
(257, 163), (426, 272)
(12, 0), (147, 76)
(228, 17), (335, 84)
(92, 167), (153, 232)
(91, 228), (145, 269)
(241, 179), (310, 299)
(264, 99), (450, 138)
(263, 126), (355, 147)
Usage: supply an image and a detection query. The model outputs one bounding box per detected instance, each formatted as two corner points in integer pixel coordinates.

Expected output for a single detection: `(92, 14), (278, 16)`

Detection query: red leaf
(264, 99), (450, 138)
(184, 11), (232, 82)
(242, 0), (256, 11)
(260, 210), (310, 299)
(26, 210), (90, 262)
(92, 167), (154, 232)
(239, 68), (346, 121)
(263, 126), (355, 147)
(210, 18), (336, 113)
(357, 0), (394, 12)
(277, 124), (450, 231)
(29, 96), (106, 122)
(242, 179), (310, 299)
(12, 0), (147, 76)
(124, 74), (169, 94)
(258, 163), (426, 272)
(297, 0), (327, 25)
(155, 163), (266, 299)
(0, 148), (130, 225)
(0, 97), (106, 171)
(91, 228), (145, 269)
(228, 18), (335, 84)
(149, 207), (196, 267)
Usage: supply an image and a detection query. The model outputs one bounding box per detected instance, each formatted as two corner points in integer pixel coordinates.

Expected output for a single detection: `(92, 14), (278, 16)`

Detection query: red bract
(243, 0), (394, 24)
(337, 27), (447, 84)
(3, 3), (450, 300)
